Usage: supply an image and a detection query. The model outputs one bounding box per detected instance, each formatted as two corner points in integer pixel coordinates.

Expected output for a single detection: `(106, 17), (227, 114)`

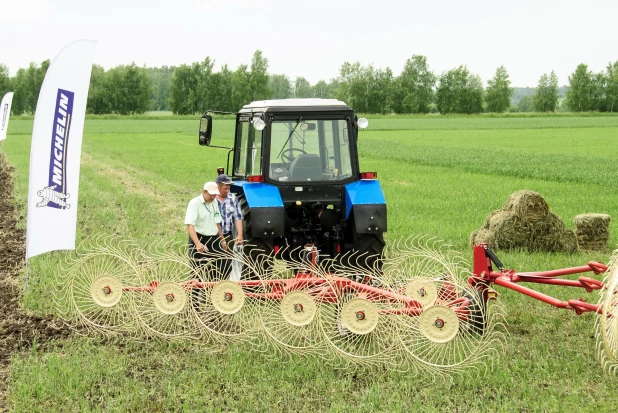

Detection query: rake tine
(596, 248), (618, 374)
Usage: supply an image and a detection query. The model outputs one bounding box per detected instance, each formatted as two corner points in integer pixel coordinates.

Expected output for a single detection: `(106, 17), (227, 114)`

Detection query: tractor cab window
(269, 119), (353, 182)
(234, 120), (262, 177)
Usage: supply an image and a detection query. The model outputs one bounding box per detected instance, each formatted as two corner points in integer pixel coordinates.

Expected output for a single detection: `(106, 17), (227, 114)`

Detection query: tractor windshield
(269, 119), (353, 182)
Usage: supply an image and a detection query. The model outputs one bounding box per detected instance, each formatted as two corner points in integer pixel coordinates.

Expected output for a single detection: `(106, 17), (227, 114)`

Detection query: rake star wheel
(418, 305), (460, 343)
(319, 279), (401, 368)
(405, 278), (438, 308)
(259, 273), (326, 356)
(132, 257), (199, 340)
(191, 250), (262, 342)
(596, 251), (618, 374)
(66, 250), (139, 335)
(339, 297), (380, 335)
(396, 277), (503, 375)
(254, 247), (330, 356)
(91, 275), (123, 308)
(280, 290), (318, 326)
(152, 282), (187, 315)
(462, 288), (487, 336)
(211, 280), (246, 315)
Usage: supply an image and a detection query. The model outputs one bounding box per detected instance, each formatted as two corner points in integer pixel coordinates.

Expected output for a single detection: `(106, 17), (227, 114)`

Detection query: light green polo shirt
(184, 194), (222, 236)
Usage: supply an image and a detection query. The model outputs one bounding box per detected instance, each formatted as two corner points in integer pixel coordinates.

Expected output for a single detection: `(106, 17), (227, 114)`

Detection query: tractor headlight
(357, 118), (368, 129)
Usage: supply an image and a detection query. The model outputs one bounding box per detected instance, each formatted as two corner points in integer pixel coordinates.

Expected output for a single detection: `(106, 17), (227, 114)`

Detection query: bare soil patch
(0, 153), (71, 408)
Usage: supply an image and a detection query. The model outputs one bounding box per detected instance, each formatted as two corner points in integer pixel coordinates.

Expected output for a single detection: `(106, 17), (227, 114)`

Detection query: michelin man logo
(36, 185), (71, 209)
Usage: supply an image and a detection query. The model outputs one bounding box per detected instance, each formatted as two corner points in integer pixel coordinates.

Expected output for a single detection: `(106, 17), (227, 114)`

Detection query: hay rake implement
(57, 237), (505, 376)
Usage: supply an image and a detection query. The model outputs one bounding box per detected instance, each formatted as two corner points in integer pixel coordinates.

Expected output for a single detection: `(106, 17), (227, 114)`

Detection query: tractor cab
(200, 99), (360, 184)
(241, 113), (355, 184)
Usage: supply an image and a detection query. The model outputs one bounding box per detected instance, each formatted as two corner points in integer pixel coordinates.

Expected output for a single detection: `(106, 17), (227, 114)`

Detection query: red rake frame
(123, 273), (470, 321)
(469, 244), (608, 315)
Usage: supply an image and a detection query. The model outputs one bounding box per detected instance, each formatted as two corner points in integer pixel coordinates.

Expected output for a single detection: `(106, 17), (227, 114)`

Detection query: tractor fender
(232, 181), (284, 237)
(344, 180), (387, 234)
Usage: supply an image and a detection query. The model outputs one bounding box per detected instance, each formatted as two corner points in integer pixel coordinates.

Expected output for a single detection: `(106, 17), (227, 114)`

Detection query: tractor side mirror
(199, 115), (213, 146)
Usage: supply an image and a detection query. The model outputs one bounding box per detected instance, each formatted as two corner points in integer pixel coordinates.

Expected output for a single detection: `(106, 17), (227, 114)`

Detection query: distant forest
(1, 51), (616, 115)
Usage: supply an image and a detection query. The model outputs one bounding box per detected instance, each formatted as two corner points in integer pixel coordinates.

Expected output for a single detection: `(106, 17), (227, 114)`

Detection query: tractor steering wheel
(280, 148), (307, 164)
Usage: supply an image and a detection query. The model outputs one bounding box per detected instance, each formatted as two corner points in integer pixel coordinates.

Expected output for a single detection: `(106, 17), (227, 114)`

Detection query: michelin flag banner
(0, 92), (13, 142)
(26, 40), (96, 259)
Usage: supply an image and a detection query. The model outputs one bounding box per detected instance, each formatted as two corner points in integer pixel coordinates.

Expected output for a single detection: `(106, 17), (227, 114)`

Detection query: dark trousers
(189, 233), (224, 308)
(188, 233), (225, 280)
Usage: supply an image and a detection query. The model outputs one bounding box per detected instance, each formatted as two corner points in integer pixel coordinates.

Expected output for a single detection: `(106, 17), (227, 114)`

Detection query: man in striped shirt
(215, 174), (243, 245)
(215, 174), (243, 279)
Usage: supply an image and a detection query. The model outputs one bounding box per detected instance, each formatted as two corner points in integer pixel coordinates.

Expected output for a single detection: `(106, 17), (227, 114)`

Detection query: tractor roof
(240, 98), (352, 113)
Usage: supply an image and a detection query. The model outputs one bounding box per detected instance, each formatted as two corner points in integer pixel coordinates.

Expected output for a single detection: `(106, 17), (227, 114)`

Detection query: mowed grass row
(2, 116), (618, 411)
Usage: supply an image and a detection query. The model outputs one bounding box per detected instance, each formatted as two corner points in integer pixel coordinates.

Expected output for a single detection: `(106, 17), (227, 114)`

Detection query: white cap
(203, 182), (220, 195)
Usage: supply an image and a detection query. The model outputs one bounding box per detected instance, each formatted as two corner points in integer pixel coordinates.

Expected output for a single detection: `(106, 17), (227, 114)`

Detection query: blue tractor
(199, 99), (387, 271)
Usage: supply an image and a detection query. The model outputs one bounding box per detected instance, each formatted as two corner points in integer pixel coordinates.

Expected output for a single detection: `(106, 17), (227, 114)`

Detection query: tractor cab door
(233, 116), (263, 178)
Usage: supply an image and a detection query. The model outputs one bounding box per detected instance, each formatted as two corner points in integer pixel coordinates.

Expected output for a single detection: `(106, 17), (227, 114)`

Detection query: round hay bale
(491, 212), (531, 250)
(533, 229), (577, 253)
(482, 209), (502, 229)
(532, 212), (566, 236)
(475, 194), (574, 253)
(489, 210), (572, 253)
(487, 210), (514, 231)
(504, 190), (549, 221)
(469, 228), (496, 249)
(574, 213), (611, 251)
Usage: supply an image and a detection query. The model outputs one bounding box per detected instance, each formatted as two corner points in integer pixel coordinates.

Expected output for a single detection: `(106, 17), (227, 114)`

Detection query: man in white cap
(185, 181), (228, 275)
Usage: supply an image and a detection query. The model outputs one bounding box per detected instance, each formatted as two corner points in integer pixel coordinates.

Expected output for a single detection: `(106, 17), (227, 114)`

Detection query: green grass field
(2, 114), (618, 411)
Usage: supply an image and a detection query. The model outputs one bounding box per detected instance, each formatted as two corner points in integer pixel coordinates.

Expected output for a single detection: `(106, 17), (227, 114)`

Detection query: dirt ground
(0, 153), (71, 408)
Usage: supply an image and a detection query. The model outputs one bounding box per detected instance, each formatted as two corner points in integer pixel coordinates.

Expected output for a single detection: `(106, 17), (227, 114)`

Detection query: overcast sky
(1, 0), (617, 88)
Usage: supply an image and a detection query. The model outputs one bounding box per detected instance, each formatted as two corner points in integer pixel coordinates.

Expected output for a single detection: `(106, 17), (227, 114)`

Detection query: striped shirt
(216, 193), (242, 234)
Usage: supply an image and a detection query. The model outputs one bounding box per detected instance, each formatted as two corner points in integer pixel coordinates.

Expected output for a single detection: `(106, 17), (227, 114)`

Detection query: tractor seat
(289, 154), (322, 181)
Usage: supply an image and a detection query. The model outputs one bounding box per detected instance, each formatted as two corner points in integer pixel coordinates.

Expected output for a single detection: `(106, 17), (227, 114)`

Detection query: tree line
(1, 51), (618, 115)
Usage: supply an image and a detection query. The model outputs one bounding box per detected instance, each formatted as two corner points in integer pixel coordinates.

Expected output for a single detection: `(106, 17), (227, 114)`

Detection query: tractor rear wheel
(349, 224), (385, 274)
(238, 194), (274, 279)
(244, 237), (274, 279)
(462, 288), (487, 335)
